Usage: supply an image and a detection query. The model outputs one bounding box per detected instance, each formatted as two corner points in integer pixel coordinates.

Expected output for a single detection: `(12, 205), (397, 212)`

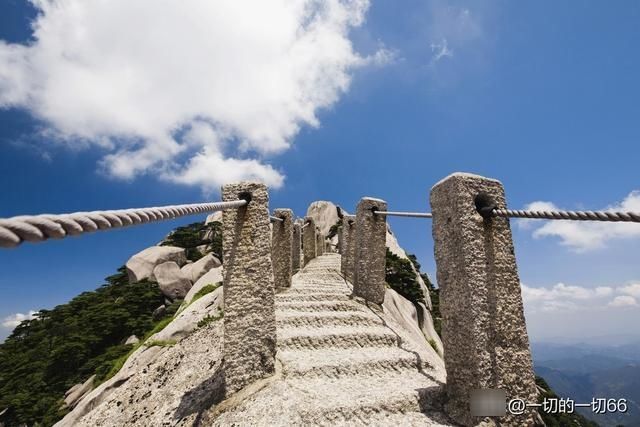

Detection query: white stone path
(212, 254), (453, 426)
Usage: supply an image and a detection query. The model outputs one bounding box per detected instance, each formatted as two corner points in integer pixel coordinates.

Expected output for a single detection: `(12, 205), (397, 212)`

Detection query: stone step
(276, 311), (384, 328)
(276, 300), (366, 313)
(278, 347), (424, 379)
(275, 293), (351, 303)
(212, 375), (445, 426)
(283, 287), (349, 295)
(277, 326), (400, 350)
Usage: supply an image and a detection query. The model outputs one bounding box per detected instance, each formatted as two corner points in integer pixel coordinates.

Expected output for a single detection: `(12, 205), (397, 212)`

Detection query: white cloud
(619, 283), (640, 298)
(522, 281), (639, 313)
(518, 191), (640, 252)
(608, 295), (638, 308)
(427, 4), (483, 67)
(1, 310), (37, 329)
(0, 0), (382, 192)
(430, 38), (453, 64)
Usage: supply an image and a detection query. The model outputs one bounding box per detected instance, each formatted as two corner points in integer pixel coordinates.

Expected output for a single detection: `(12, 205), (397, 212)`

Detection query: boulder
(306, 201), (340, 236)
(183, 267), (223, 306)
(205, 211), (222, 224)
(125, 246), (187, 283)
(124, 335), (139, 345)
(63, 374), (96, 409)
(180, 254), (221, 283)
(152, 305), (166, 321)
(153, 262), (192, 300)
(154, 286), (223, 343)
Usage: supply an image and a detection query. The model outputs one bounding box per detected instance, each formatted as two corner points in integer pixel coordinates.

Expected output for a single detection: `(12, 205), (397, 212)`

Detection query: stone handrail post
(430, 173), (537, 426)
(303, 216), (317, 265)
(353, 198), (387, 304)
(340, 215), (356, 282)
(222, 182), (276, 395)
(292, 220), (302, 273)
(271, 208), (293, 288)
(316, 231), (323, 257)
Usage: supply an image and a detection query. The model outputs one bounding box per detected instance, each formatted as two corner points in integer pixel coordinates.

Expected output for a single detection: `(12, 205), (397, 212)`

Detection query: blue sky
(1, 0), (639, 343)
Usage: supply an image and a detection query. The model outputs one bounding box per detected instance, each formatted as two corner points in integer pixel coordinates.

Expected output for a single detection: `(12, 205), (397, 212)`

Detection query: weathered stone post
(222, 182), (276, 395)
(337, 225), (344, 254)
(271, 208), (293, 288)
(303, 217), (316, 265)
(292, 220), (302, 273)
(353, 198), (387, 304)
(430, 173), (537, 426)
(341, 215), (356, 282)
(316, 231), (323, 257)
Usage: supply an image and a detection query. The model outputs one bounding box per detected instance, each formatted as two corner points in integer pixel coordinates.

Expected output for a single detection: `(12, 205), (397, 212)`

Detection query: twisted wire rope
(492, 208), (640, 223)
(0, 199), (248, 248)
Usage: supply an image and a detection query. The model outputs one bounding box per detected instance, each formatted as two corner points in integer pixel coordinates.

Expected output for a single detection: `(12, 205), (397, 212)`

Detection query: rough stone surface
(316, 232), (323, 257)
(354, 198), (388, 304)
(182, 266), (223, 307)
(124, 335), (139, 345)
(125, 246), (187, 283)
(306, 200), (340, 236)
(153, 262), (192, 300)
(180, 253), (221, 283)
(152, 304), (166, 321)
(303, 217), (317, 266)
(340, 215), (356, 282)
(205, 211), (223, 224)
(292, 222), (302, 273)
(222, 182), (276, 395)
(272, 209), (293, 288)
(430, 172), (537, 426)
(56, 289), (225, 427)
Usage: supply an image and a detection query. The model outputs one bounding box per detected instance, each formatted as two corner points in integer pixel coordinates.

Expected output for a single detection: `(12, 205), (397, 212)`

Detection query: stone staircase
(212, 254), (452, 426)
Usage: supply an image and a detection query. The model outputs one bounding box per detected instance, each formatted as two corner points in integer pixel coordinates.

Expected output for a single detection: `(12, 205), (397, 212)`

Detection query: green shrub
(161, 221), (222, 261)
(197, 310), (223, 328)
(145, 339), (177, 348)
(427, 338), (439, 353)
(385, 249), (425, 305)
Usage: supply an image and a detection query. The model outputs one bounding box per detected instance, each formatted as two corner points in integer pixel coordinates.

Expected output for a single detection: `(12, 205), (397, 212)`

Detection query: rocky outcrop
(153, 262), (192, 300)
(125, 246), (187, 283)
(56, 288), (224, 426)
(205, 211), (222, 225)
(180, 253), (221, 283)
(183, 267), (223, 306)
(62, 375), (95, 410)
(306, 201), (340, 236)
(124, 335), (139, 345)
(383, 289), (443, 358)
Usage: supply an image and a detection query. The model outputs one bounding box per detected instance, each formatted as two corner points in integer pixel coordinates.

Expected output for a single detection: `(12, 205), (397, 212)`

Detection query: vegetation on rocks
(385, 249), (426, 306)
(160, 220), (222, 262)
(0, 267), (180, 426)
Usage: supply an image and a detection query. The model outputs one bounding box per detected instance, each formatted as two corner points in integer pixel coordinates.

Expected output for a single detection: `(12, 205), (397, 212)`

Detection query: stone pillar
(292, 220), (302, 273)
(303, 217), (316, 265)
(222, 182), (276, 395)
(271, 208), (293, 288)
(430, 173), (537, 426)
(341, 215), (356, 282)
(337, 225), (344, 254)
(353, 198), (387, 304)
(316, 231), (323, 257)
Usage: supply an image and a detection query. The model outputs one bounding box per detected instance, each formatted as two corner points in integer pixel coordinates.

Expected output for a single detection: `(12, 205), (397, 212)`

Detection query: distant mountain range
(532, 341), (640, 427)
